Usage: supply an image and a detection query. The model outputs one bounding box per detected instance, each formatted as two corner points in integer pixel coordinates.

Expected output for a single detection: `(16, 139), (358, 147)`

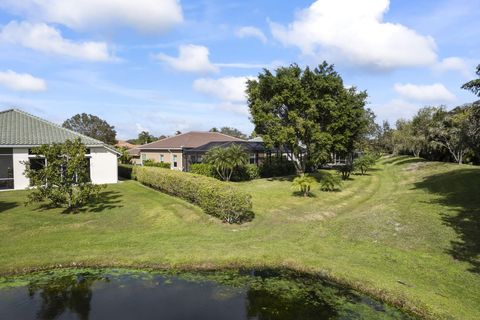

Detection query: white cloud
(394, 83), (456, 103)
(0, 21), (114, 61)
(378, 99), (419, 123)
(434, 57), (472, 78)
(217, 101), (249, 116)
(155, 44), (219, 73)
(236, 26), (267, 43)
(0, 70), (47, 92)
(193, 76), (254, 102)
(0, 0), (183, 33)
(269, 0), (437, 69)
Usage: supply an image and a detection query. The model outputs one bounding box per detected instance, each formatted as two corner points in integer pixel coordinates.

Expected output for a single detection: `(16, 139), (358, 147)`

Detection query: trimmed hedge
(190, 163), (215, 177)
(143, 159), (171, 169)
(190, 163), (260, 181)
(129, 166), (253, 223)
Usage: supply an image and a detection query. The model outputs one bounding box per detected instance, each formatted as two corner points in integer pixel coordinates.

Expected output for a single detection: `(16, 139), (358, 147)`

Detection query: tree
(353, 154), (376, 175)
(429, 107), (470, 164)
(116, 146), (132, 164)
(24, 139), (103, 210)
(213, 127), (248, 139)
(461, 64), (480, 97)
(291, 174), (317, 197)
(63, 113), (116, 145)
(465, 103), (480, 157)
(205, 145), (248, 181)
(137, 131), (157, 145)
(247, 63), (368, 173)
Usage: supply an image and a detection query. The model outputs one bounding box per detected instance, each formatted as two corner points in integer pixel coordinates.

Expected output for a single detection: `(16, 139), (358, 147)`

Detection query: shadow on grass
(0, 200), (17, 212)
(414, 168), (480, 274)
(292, 191), (317, 198)
(392, 158), (425, 166)
(380, 155), (411, 165)
(35, 191), (123, 214)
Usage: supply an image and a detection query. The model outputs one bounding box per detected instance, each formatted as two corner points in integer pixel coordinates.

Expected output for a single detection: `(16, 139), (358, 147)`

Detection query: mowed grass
(0, 156), (479, 319)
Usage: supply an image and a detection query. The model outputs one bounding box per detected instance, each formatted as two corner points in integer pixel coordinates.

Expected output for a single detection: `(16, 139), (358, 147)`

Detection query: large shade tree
(247, 63), (368, 172)
(63, 113), (116, 145)
(461, 64), (480, 97)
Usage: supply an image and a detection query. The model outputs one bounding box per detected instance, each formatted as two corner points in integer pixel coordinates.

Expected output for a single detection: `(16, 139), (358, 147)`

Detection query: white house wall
(13, 148), (29, 190)
(89, 147), (118, 184)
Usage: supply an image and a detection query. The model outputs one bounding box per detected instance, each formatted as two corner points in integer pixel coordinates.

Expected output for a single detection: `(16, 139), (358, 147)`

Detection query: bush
(134, 166), (253, 224)
(259, 157), (296, 178)
(191, 163), (260, 181)
(190, 163), (216, 177)
(231, 164), (260, 181)
(320, 172), (342, 191)
(118, 164), (135, 179)
(143, 159), (171, 169)
(335, 164), (353, 180)
(353, 154), (376, 175)
(291, 174), (317, 197)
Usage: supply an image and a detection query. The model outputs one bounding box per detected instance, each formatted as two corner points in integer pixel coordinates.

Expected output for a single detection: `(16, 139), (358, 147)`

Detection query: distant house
(115, 140), (137, 149)
(0, 109), (119, 190)
(131, 131), (271, 171)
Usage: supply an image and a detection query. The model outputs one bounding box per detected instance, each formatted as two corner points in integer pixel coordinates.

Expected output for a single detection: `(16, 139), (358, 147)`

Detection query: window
(160, 154), (164, 163)
(0, 148), (13, 190)
(173, 155), (178, 168)
(249, 153), (256, 164)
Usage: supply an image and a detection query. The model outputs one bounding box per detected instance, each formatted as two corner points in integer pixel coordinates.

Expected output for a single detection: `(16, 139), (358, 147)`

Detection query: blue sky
(0, 0), (478, 139)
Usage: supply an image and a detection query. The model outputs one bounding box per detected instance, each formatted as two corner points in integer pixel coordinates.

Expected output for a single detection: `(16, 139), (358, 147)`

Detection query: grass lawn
(0, 156), (479, 319)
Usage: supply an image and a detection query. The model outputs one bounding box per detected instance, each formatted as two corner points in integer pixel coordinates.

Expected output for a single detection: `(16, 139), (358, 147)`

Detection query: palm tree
(205, 145), (248, 181)
(291, 174), (317, 197)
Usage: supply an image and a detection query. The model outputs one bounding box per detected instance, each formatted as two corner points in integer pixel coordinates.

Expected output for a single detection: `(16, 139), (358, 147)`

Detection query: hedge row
(118, 164), (135, 180)
(189, 163), (260, 181)
(118, 164), (253, 223)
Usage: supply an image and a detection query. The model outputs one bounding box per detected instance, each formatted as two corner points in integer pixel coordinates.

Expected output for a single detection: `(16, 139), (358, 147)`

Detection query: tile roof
(184, 141), (268, 154)
(0, 108), (106, 146)
(139, 131), (245, 149)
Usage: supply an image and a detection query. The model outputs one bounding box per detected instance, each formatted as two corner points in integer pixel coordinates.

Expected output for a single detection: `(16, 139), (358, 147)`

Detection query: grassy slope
(0, 156), (479, 319)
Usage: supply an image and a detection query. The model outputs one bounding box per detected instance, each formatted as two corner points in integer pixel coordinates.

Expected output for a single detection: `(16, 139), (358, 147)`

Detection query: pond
(0, 268), (413, 320)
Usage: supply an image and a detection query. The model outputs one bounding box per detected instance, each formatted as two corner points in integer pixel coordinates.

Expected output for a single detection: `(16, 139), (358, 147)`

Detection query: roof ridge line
(1, 108), (106, 146)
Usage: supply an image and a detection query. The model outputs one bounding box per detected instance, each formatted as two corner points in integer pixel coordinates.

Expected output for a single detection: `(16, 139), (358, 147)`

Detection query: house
(134, 131), (250, 170)
(0, 109), (119, 190)
(115, 140), (138, 149)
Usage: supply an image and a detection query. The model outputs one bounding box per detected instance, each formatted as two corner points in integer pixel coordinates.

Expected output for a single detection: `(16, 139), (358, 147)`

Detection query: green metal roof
(0, 108), (106, 147)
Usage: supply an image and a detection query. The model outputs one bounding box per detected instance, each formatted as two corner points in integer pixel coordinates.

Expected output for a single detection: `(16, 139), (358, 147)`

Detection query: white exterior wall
(89, 147), (118, 184)
(13, 148), (29, 190)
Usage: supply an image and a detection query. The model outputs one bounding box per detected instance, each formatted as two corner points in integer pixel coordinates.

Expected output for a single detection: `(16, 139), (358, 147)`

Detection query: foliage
(133, 166), (253, 223)
(259, 156), (297, 178)
(118, 164), (135, 180)
(136, 131), (162, 145)
(210, 126), (248, 139)
(205, 145), (249, 181)
(354, 154), (376, 175)
(62, 113), (116, 145)
(190, 163), (260, 181)
(23, 139), (103, 210)
(320, 172), (343, 191)
(189, 163), (216, 177)
(336, 164), (353, 180)
(247, 62), (368, 172)
(428, 107), (471, 164)
(291, 174), (317, 197)
(143, 159), (171, 168)
(116, 146), (132, 164)
(461, 64), (480, 97)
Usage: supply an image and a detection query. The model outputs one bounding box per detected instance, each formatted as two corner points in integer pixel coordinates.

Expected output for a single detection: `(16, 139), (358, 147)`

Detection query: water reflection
(0, 270), (412, 320)
(27, 273), (101, 320)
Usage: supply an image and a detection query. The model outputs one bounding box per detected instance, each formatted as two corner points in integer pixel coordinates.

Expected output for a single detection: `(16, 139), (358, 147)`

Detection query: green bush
(189, 163), (216, 177)
(259, 157), (296, 178)
(291, 174), (317, 197)
(191, 163), (260, 181)
(335, 164), (353, 180)
(353, 154), (376, 175)
(118, 164), (135, 179)
(320, 172), (343, 191)
(134, 166), (253, 223)
(143, 159), (171, 169)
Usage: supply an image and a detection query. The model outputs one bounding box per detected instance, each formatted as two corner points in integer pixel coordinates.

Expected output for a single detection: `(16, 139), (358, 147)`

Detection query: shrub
(134, 166), (253, 224)
(143, 159), (171, 169)
(118, 164), (135, 179)
(205, 145), (248, 181)
(259, 157), (296, 178)
(353, 154), (376, 175)
(291, 174), (317, 197)
(336, 164), (353, 180)
(189, 163), (216, 177)
(320, 173), (342, 191)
